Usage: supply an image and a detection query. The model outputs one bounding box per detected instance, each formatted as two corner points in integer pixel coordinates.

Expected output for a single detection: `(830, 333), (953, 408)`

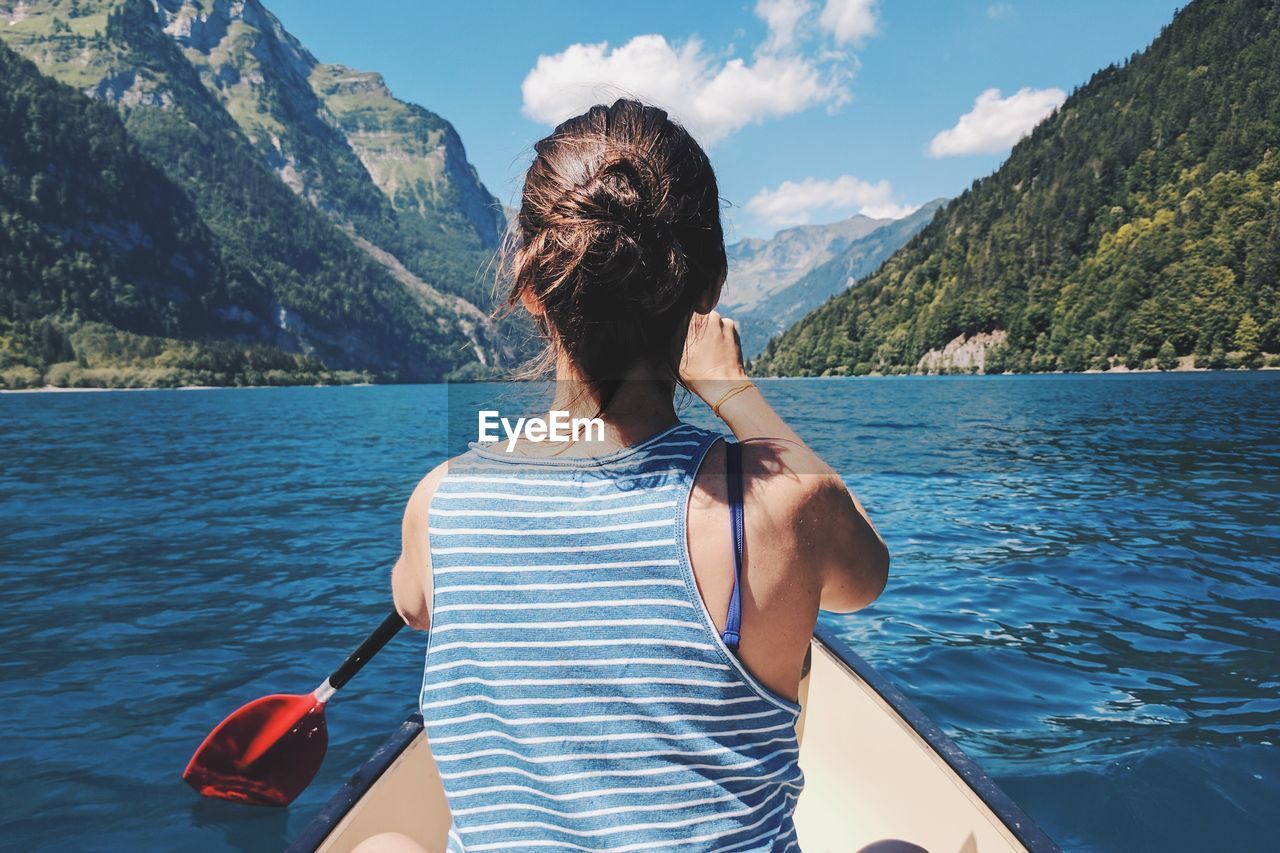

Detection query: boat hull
(289, 627), (1057, 852)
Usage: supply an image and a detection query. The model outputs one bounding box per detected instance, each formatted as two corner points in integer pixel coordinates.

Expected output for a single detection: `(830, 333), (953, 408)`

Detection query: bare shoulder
(402, 458), (453, 532)
(690, 438), (845, 539)
(740, 438), (848, 525)
(742, 437), (887, 612)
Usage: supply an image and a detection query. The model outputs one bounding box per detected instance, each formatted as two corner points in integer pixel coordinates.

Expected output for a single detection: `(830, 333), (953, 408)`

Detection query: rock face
(312, 64), (505, 248)
(154, 0), (329, 198)
(916, 331), (1008, 374)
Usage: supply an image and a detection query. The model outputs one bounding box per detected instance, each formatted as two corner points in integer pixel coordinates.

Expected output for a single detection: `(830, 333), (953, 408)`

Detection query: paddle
(183, 609), (406, 806)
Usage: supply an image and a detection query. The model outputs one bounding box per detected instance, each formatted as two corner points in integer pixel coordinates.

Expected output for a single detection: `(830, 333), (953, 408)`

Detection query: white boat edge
(288, 625), (1059, 853)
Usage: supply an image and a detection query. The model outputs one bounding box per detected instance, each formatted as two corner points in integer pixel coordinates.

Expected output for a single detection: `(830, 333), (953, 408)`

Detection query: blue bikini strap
(723, 440), (744, 652)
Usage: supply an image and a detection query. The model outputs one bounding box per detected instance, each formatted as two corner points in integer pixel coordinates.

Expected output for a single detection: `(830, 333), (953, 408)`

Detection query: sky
(266, 0), (1187, 241)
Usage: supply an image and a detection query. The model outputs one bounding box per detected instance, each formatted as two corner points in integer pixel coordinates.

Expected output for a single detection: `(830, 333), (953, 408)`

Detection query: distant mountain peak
(725, 199), (948, 357)
(157, 0), (303, 46)
(722, 213), (894, 313)
(317, 63), (390, 96)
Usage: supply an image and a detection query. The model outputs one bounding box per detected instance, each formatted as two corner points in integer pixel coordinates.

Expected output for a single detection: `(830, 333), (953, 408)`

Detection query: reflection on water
(0, 373), (1276, 851)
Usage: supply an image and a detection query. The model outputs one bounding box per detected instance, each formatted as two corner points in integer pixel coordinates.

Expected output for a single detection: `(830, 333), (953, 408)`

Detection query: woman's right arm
(682, 312), (890, 613)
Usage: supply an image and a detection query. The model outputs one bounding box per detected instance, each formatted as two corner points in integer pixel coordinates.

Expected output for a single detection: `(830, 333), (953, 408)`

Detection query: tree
(1233, 312), (1262, 368)
(1156, 340), (1179, 371)
(1197, 344), (1227, 369)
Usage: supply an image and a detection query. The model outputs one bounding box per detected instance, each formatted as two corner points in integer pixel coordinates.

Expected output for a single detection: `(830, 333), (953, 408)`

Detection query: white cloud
(746, 175), (918, 226)
(521, 0), (882, 147)
(986, 3), (1015, 19)
(818, 0), (878, 46)
(928, 86), (1066, 157)
(756, 0), (811, 52)
(521, 35), (846, 146)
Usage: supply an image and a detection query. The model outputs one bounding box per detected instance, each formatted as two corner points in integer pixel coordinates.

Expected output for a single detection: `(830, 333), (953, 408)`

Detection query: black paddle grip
(327, 609), (406, 690)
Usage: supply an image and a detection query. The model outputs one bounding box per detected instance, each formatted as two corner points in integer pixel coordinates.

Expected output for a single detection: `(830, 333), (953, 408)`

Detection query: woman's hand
(680, 311), (750, 407)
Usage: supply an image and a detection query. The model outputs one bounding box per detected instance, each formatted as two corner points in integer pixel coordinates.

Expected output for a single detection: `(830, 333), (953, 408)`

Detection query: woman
(379, 99), (888, 852)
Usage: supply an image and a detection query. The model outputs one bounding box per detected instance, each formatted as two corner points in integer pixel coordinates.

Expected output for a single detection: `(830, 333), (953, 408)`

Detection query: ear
(520, 288), (545, 317)
(693, 271), (725, 315)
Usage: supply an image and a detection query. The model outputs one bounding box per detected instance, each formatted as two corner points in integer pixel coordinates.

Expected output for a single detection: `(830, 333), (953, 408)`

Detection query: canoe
(288, 624), (1058, 852)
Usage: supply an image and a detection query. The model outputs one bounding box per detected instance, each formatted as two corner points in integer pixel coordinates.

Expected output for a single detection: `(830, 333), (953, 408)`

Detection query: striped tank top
(421, 421), (804, 852)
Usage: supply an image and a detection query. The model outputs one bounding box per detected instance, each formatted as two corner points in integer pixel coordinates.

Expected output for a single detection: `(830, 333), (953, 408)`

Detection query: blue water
(1, 374), (1277, 852)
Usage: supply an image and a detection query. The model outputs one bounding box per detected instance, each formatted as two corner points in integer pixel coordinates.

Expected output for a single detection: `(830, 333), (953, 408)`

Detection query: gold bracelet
(710, 381), (755, 418)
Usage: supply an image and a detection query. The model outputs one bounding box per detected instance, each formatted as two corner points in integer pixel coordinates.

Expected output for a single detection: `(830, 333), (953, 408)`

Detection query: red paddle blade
(183, 693), (328, 806)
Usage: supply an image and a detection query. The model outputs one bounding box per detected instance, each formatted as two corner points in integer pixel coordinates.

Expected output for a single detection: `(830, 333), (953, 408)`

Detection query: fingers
(723, 317), (739, 352)
(687, 311), (735, 340)
(686, 311), (738, 354)
(706, 310), (735, 331)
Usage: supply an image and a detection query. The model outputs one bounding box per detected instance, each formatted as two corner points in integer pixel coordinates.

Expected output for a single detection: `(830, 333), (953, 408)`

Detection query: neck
(548, 354), (679, 451)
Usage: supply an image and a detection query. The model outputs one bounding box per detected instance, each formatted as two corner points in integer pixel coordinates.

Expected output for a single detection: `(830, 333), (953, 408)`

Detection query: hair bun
(553, 155), (688, 318)
(506, 98), (727, 387)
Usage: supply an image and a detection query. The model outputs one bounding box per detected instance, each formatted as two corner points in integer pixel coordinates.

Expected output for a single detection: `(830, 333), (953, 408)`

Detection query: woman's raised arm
(681, 312), (889, 612)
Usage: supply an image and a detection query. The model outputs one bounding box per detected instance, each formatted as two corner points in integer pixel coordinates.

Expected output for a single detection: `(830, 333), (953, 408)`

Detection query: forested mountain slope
(756, 0), (1280, 376)
(0, 0), (509, 387)
(1, 41), (237, 341)
(0, 40), (352, 387)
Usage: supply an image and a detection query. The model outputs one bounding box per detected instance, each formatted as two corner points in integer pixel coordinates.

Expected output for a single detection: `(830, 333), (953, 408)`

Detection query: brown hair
(504, 99), (727, 405)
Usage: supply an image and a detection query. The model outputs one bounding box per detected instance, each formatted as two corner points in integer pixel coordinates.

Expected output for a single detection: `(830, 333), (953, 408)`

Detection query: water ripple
(1, 374), (1277, 852)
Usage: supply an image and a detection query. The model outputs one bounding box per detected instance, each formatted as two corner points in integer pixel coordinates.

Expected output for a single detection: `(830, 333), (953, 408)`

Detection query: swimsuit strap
(723, 440), (745, 651)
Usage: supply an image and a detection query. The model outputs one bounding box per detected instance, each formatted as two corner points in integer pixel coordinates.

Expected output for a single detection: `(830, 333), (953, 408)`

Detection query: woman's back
(422, 423), (804, 852)
(386, 98), (888, 853)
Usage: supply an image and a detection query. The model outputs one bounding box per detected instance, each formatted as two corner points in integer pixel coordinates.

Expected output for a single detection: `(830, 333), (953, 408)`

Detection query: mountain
(722, 215), (891, 313)
(724, 201), (946, 358)
(0, 39), (233, 340)
(0, 0), (509, 387)
(312, 65), (507, 259)
(0, 40), (334, 389)
(152, 0), (505, 308)
(755, 0), (1280, 377)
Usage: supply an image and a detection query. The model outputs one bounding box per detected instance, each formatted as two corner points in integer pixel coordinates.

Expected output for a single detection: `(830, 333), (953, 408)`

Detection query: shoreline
(0, 384), (220, 394)
(0, 382), (374, 394)
(2, 368), (1276, 393)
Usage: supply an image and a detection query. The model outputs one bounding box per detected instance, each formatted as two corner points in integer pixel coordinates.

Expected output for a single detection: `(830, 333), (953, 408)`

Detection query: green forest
(0, 38), (383, 387)
(0, 319), (368, 389)
(755, 0), (1280, 376)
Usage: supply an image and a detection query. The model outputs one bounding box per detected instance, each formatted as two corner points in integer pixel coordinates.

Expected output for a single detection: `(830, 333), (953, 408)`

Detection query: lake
(1, 374), (1277, 852)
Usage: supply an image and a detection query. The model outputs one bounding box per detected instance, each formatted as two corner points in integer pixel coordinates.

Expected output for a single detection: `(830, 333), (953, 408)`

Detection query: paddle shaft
(314, 609), (406, 701)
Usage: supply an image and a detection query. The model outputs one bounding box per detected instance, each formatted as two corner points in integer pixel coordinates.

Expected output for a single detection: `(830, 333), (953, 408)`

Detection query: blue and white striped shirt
(421, 422), (803, 851)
